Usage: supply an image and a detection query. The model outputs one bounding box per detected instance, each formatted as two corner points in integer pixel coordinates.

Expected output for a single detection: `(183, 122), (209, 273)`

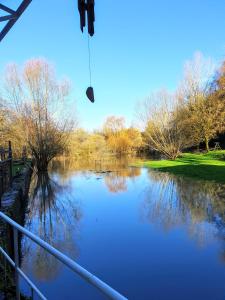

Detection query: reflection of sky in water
(20, 159), (225, 300)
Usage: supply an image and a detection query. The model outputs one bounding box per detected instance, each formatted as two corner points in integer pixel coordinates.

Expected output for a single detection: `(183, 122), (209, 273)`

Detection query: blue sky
(0, 0), (225, 130)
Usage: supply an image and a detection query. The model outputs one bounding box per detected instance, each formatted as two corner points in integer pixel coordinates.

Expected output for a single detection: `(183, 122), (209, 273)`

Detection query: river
(19, 157), (225, 300)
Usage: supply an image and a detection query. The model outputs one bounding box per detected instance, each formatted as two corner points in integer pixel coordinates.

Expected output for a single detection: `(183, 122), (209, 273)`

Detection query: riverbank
(0, 160), (33, 299)
(1, 159), (33, 210)
(134, 151), (225, 183)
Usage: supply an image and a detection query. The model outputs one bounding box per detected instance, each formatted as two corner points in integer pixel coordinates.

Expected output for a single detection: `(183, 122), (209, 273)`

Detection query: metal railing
(0, 211), (128, 300)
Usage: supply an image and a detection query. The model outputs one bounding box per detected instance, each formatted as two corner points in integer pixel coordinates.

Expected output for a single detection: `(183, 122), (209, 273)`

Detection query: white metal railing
(0, 211), (128, 300)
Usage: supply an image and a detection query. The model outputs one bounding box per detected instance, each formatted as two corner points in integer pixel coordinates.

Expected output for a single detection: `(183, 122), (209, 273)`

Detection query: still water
(20, 158), (225, 300)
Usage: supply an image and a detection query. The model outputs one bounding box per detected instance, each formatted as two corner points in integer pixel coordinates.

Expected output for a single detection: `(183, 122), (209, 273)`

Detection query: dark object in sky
(78, 0), (95, 36)
(0, 0), (32, 42)
(86, 86), (95, 103)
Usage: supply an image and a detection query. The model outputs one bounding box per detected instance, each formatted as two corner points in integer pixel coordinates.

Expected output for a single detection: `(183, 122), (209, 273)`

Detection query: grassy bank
(135, 151), (225, 183)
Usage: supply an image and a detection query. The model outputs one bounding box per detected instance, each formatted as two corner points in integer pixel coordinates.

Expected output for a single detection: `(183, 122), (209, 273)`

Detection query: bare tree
(0, 101), (7, 141)
(141, 89), (191, 159)
(2, 59), (76, 171)
(178, 51), (215, 101)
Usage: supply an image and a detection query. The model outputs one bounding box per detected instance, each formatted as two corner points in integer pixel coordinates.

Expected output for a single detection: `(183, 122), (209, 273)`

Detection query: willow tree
(3, 59), (75, 171)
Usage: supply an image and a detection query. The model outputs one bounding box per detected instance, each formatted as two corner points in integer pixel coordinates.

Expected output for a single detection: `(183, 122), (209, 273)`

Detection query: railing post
(13, 227), (20, 300)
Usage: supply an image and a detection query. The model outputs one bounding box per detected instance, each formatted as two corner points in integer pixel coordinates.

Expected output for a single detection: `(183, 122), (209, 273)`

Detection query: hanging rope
(78, 0), (95, 103)
(87, 33), (92, 86)
(86, 32), (95, 103)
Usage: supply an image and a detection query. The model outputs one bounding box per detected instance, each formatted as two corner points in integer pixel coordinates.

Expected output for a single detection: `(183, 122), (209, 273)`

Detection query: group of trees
(67, 129), (106, 157)
(140, 53), (225, 159)
(68, 116), (143, 157)
(0, 59), (143, 172)
(102, 116), (142, 154)
(1, 52), (224, 171)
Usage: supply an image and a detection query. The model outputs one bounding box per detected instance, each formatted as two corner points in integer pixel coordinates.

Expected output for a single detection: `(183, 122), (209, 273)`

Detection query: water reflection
(50, 156), (139, 176)
(104, 168), (141, 193)
(141, 170), (225, 249)
(22, 172), (82, 281)
(21, 159), (141, 284)
(51, 157), (141, 194)
(19, 159), (225, 299)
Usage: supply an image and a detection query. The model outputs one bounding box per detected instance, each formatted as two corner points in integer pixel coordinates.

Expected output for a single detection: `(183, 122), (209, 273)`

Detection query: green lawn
(135, 151), (225, 183)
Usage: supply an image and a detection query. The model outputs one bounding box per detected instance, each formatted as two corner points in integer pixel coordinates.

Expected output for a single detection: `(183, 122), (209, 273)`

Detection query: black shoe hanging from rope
(78, 0), (95, 103)
(86, 33), (94, 102)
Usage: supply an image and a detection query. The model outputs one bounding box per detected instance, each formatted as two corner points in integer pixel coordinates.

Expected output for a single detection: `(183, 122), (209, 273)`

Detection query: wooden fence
(0, 141), (12, 200)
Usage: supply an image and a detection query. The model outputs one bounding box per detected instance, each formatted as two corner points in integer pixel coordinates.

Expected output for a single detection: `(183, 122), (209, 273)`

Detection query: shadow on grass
(156, 164), (225, 184)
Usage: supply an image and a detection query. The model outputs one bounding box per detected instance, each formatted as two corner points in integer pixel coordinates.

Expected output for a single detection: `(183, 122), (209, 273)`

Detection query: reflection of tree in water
(49, 156), (140, 180)
(22, 172), (82, 281)
(104, 168), (141, 193)
(51, 157), (141, 194)
(104, 172), (127, 193)
(141, 170), (225, 248)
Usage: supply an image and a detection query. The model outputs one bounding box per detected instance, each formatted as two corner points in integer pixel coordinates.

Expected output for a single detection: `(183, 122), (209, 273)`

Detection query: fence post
(22, 146), (27, 162)
(8, 141), (13, 186)
(0, 168), (3, 206)
(0, 147), (3, 160)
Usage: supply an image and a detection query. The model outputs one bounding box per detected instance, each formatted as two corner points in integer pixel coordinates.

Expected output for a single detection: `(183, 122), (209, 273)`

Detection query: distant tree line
(0, 53), (224, 170)
(67, 116), (143, 157)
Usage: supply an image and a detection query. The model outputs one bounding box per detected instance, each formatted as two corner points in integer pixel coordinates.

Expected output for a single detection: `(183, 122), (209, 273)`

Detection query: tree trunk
(205, 137), (209, 152)
(35, 157), (49, 172)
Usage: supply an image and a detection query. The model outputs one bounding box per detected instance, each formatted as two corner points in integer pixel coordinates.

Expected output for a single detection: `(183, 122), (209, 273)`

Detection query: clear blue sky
(0, 0), (225, 130)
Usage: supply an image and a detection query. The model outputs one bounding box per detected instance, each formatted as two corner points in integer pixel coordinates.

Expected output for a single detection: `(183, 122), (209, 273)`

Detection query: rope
(87, 33), (92, 86)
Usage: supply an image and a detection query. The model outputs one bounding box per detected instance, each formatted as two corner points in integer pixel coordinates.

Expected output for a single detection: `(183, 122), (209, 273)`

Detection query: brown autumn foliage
(177, 53), (225, 151)
(67, 129), (106, 157)
(177, 94), (225, 151)
(67, 116), (143, 157)
(103, 116), (143, 154)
